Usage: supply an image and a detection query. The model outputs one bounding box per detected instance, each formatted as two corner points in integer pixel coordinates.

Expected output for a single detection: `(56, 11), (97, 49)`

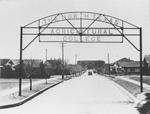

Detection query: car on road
(88, 71), (92, 75)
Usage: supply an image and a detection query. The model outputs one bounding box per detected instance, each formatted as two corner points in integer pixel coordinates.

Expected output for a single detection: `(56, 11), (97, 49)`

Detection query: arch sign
(19, 11), (143, 95)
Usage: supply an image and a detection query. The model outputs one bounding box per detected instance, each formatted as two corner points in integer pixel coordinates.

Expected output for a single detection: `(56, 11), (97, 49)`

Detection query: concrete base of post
(135, 92), (150, 114)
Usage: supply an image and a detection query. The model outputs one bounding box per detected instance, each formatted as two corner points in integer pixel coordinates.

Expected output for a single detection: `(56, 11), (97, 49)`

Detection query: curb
(103, 75), (138, 103)
(0, 80), (63, 109)
(110, 79), (138, 103)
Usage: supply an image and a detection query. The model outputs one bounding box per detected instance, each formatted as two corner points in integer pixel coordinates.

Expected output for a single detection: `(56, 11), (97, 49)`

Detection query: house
(111, 57), (142, 74)
(111, 57), (134, 74)
(0, 59), (11, 67)
(119, 61), (141, 74)
(0, 59), (14, 78)
(11, 59), (43, 69)
(112, 57), (134, 65)
(20, 59), (46, 78)
(143, 55), (150, 75)
(1, 59), (46, 78)
(23, 59), (44, 71)
(44, 59), (62, 75)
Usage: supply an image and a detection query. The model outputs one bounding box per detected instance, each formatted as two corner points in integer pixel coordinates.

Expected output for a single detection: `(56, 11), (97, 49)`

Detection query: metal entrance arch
(20, 11), (142, 96)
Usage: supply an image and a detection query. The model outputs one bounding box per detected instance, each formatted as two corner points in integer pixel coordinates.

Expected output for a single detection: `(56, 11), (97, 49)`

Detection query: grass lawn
(0, 81), (59, 106)
(109, 77), (150, 97)
(0, 82), (20, 90)
(0, 75), (66, 91)
(0, 75), (73, 106)
(0, 78), (44, 91)
(0, 77), (64, 106)
(128, 75), (150, 85)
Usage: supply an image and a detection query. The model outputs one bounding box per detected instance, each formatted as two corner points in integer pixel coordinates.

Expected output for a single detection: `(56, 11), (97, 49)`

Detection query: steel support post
(19, 27), (23, 96)
(62, 42), (64, 79)
(107, 53), (110, 77)
(140, 28), (143, 92)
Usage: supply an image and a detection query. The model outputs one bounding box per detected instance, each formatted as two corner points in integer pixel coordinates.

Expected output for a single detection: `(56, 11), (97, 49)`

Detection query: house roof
(11, 59), (43, 68)
(0, 59), (10, 66)
(144, 55), (150, 63)
(113, 57), (134, 65)
(45, 60), (60, 64)
(23, 59), (43, 68)
(118, 61), (141, 68)
(44, 59), (61, 67)
(9, 59), (19, 66)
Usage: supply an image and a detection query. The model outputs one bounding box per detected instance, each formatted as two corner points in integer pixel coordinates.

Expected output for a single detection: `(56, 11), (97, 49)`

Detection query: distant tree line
(77, 60), (105, 73)
(0, 58), (85, 78)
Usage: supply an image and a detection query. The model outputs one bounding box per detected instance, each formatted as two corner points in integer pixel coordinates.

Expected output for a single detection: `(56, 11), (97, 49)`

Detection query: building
(119, 61), (141, 74)
(0, 59), (12, 78)
(0, 59), (12, 67)
(0, 59), (46, 78)
(143, 55), (150, 75)
(111, 58), (133, 74)
(20, 59), (46, 78)
(111, 57), (142, 74)
(77, 60), (105, 73)
(44, 59), (62, 75)
(112, 57), (134, 65)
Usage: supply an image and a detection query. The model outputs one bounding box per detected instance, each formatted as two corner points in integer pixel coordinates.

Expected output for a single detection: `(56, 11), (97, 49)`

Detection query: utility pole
(107, 53), (110, 76)
(45, 49), (48, 84)
(60, 42), (66, 79)
(74, 54), (80, 64)
(46, 49), (47, 61)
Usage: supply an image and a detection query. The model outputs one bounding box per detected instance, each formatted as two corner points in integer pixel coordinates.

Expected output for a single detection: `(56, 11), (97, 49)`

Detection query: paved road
(0, 72), (140, 114)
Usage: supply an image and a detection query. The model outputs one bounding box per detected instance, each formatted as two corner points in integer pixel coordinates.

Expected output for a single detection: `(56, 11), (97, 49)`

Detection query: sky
(0, 0), (149, 64)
